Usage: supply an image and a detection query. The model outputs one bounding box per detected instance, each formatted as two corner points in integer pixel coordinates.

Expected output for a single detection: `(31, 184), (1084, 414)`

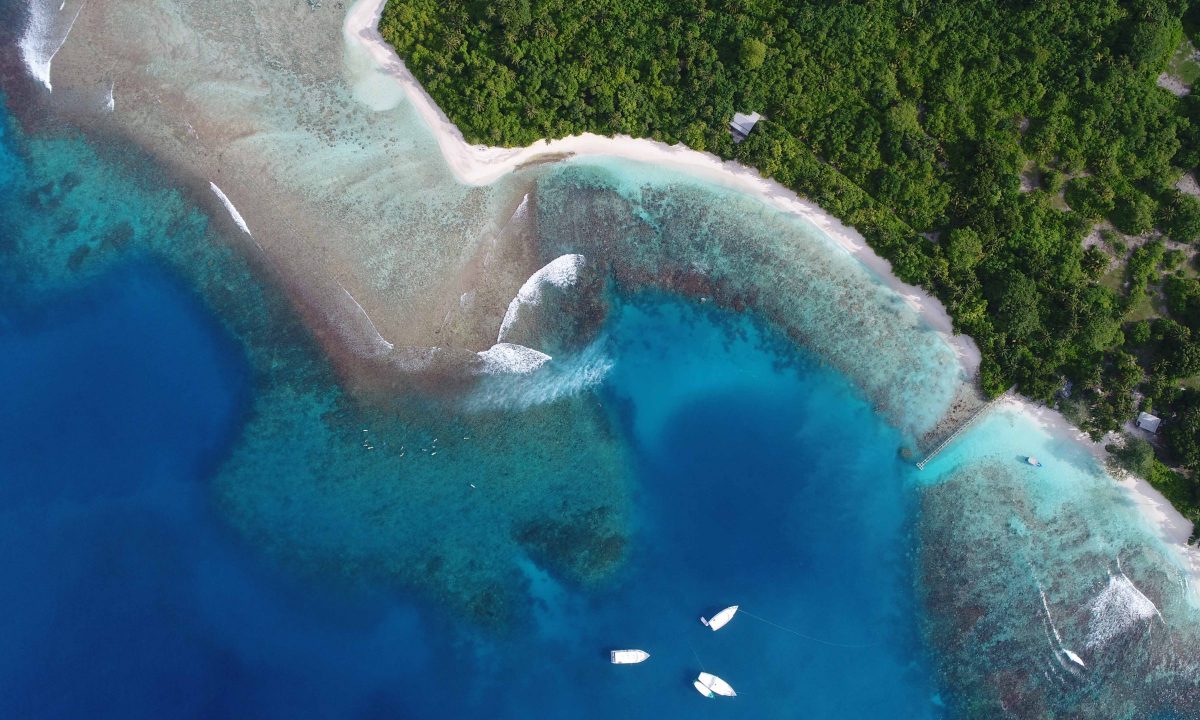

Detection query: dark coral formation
(918, 461), (1200, 718)
(516, 505), (627, 587)
(531, 163), (964, 445)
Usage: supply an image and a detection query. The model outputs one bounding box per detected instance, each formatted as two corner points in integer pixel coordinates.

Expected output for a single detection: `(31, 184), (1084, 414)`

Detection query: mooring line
(739, 609), (880, 649)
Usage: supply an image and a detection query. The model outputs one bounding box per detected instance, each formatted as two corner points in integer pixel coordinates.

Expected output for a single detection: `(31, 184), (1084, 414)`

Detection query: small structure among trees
(1137, 411), (1162, 434)
(729, 112), (762, 144)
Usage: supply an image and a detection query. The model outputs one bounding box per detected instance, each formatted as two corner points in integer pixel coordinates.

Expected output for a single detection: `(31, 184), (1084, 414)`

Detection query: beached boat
(609, 649), (650, 664)
(701, 605), (738, 631)
(1026, 456), (1043, 467)
(693, 672), (736, 698)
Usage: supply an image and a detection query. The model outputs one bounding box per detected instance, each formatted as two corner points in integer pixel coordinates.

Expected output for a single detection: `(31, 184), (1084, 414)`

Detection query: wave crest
(1085, 573), (1161, 650)
(475, 342), (551, 375)
(19, 0), (85, 92)
(498, 254), (585, 343)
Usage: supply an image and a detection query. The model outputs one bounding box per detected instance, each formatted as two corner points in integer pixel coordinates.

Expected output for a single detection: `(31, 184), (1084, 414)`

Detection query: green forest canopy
(382, 0), (1200, 528)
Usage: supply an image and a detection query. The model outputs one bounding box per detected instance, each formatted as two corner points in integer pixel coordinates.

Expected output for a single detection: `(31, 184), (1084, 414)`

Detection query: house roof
(1136, 411), (1162, 433)
(729, 111), (762, 137)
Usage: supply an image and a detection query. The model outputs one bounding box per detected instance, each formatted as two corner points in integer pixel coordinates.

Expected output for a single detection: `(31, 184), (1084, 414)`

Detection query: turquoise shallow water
(3, 86), (1200, 719)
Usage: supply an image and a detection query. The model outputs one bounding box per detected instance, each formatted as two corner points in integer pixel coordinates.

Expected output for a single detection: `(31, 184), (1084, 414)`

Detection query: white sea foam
(19, 0), (85, 92)
(475, 342), (551, 375)
(1085, 573), (1162, 649)
(510, 192), (530, 222)
(105, 80), (114, 113)
(208, 182), (252, 236)
(497, 254), (585, 342)
(337, 283), (395, 356)
(466, 338), (611, 412)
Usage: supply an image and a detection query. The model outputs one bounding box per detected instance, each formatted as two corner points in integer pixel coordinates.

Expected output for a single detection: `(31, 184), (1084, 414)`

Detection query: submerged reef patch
(531, 162), (965, 446)
(0, 107), (633, 631)
(917, 458), (1200, 717)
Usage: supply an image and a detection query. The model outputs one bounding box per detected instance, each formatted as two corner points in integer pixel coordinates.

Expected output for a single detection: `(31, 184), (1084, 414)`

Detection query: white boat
(701, 605), (738, 631)
(1026, 456), (1043, 467)
(693, 671), (736, 698)
(609, 649), (650, 664)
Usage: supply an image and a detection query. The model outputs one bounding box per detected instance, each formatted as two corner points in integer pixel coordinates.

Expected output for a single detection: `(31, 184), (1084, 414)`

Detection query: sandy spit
(342, 0), (981, 378)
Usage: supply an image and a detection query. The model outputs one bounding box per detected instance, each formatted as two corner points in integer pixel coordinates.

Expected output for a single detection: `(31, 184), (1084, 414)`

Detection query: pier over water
(916, 388), (1013, 470)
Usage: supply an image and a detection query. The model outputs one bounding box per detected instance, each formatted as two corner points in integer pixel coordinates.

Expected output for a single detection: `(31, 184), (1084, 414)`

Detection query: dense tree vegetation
(382, 0), (1200, 526)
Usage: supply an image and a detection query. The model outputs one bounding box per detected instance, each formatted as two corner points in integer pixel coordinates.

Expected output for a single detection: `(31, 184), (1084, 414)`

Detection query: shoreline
(345, 0), (1198, 573)
(343, 0), (981, 379)
(998, 395), (1200, 588)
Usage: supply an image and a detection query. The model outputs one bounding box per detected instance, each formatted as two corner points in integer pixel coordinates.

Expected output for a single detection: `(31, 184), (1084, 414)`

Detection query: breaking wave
(335, 282), (395, 357)
(465, 338), (612, 412)
(1085, 572), (1162, 650)
(209, 182), (252, 236)
(18, 0), (85, 92)
(497, 254), (585, 342)
(476, 342), (551, 375)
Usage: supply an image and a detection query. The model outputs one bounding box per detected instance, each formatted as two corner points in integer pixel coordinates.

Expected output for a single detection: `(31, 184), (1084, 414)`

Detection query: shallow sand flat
(6, 0), (969, 445)
(40, 0), (533, 361)
(999, 397), (1200, 590)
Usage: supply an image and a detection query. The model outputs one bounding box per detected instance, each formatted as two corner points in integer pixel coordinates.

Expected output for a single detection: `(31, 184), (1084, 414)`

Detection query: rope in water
(739, 609), (881, 649)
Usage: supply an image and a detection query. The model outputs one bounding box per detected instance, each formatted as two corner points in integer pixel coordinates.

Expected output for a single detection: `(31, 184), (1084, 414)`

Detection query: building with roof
(1136, 411), (1162, 434)
(729, 112), (762, 143)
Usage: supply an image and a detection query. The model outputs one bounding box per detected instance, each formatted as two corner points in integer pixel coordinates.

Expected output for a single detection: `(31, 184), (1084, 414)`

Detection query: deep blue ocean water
(0, 101), (939, 718)
(0, 281), (937, 717)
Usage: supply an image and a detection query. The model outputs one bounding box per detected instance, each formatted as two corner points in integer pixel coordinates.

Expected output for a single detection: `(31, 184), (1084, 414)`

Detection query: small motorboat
(701, 605), (739, 631)
(609, 649), (650, 664)
(1026, 456), (1043, 467)
(693, 671), (736, 698)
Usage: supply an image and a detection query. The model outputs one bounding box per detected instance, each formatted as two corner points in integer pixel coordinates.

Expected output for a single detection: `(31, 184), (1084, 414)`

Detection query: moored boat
(1026, 456), (1043, 467)
(609, 649), (650, 664)
(701, 605), (738, 631)
(693, 671), (736, 698)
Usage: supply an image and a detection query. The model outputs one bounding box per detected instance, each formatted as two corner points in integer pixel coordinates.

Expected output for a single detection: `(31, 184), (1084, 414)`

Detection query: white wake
(1033, 572), (1086, 670)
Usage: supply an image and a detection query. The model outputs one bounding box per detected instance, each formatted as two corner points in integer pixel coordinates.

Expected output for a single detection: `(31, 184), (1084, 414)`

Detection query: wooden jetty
(915, 388), (1013, 470)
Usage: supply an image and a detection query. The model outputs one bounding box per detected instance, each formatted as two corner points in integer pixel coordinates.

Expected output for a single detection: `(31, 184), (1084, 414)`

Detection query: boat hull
(610, 649), (650, 664)
(696, 672), (736, 697)
(701, 605), (739, 631)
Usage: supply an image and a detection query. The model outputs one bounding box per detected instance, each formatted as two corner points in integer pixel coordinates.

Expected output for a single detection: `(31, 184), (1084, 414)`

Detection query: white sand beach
(343, 0), (982, 378)
(999, 395), (1200, 588)
(344, 0), (1199, 579)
